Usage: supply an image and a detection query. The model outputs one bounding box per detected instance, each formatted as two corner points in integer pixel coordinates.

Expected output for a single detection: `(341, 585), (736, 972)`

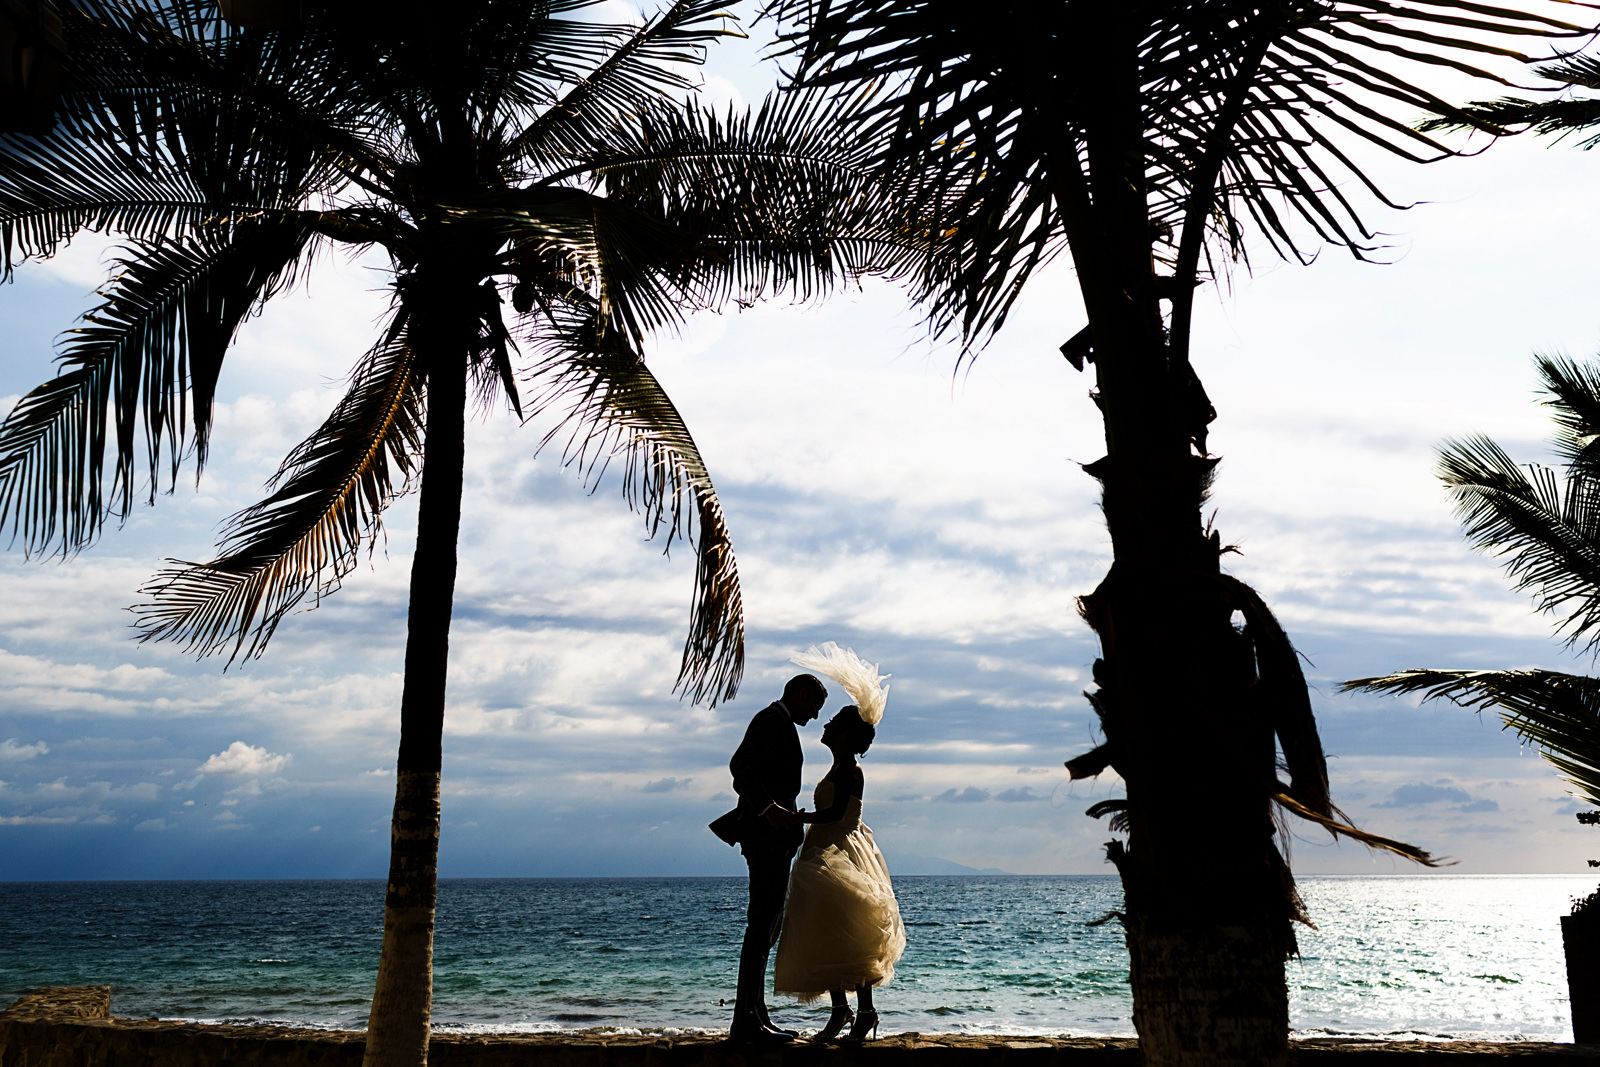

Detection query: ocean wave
(168, 1016), (352, 1031)
(160, 1017), (1567, 1044)
(1292, 1027), (1553, 1043)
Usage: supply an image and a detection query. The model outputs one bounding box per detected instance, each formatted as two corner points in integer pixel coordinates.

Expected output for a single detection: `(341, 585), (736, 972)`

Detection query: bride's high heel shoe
(843, 1008), (879, 1044)
(814, 1005), (854, 1042)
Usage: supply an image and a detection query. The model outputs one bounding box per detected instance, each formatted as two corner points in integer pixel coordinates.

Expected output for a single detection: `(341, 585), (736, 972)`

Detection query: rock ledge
(2, 988), (1595, 1065)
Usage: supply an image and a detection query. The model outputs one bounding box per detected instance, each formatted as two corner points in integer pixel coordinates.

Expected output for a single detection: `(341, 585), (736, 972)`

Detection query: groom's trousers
(735, 846), (794, 1018)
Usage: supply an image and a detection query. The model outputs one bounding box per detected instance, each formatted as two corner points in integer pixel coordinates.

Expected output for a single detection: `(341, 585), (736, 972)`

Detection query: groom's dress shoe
(757, 1015), (799, 1039)
(729, 1024), (795, 1045)
(744, 1007), (799, 1040)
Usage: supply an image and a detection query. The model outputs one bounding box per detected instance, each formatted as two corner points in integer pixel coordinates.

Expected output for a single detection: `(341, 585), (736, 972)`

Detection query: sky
(4, 6), (1600, 880)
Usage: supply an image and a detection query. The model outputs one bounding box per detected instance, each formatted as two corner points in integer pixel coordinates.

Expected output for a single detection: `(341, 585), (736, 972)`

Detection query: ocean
(0, 875), (1587, 1042)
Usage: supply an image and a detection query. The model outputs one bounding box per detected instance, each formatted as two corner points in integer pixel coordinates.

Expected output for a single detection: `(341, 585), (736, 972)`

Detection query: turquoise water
(0, 875), (1586, 1040)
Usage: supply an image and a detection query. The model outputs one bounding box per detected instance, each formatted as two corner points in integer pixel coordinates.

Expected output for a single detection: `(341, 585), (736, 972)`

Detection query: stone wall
(2, 989), (1595, 1066)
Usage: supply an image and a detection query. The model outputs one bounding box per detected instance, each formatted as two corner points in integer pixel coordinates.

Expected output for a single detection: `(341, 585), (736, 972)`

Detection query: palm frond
(1343, 668), (1600, 807)
(1425, 94), (1600, 142)
(1193, 0), (1584, 268)
(0, 136), (220, 276)
(453, 185), (710, 344)
(1437, 431), (1600, 650)
(0, 217), (317, 555)
(1536, 352), (1600, 474)
(526, 307), (743, 706)
(506, 0), (738, 176)
(462, 0), (628, 118)
(0, 0), (386, 273)
(764, 0), (1589, 344)
(580, 86), (932, 306)
(1419, 49), (1600, 145)
(1537, 52), (1600, 91)
(305, 0), (613, 151)
(134, 333), (423, 662)
(87, 0), (394, 189)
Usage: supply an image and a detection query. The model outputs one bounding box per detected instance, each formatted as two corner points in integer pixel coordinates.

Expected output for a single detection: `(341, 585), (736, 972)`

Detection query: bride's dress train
(772, 779), (906, 1001)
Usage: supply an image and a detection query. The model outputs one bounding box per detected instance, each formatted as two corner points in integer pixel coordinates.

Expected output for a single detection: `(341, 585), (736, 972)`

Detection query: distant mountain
(888, 852), (1015, 876)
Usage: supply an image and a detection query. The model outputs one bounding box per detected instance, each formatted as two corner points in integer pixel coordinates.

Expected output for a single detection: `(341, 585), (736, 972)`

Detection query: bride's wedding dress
(772, 777), (906, 1001)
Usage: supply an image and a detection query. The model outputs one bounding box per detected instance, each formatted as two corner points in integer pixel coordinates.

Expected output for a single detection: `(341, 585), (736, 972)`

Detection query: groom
(723, 672), (827, 1043)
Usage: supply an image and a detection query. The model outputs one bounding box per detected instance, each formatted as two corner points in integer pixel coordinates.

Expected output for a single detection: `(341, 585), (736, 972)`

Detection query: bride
(771, 643), (906, 1043)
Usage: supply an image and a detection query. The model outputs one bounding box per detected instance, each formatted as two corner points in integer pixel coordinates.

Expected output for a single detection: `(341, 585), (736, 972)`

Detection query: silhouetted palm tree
(0, 3), (917, 1064)
(1347, 354), (1600, 821)
(760, 2), (1586, 1063)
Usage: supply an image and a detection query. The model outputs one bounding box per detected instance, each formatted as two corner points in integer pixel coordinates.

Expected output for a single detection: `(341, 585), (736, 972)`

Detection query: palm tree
(760, 2), (1587, 1063)
(1346, 353), (1600, 831)
(1344, 354), (1600, 1041)
(0, 3), (917, 1064)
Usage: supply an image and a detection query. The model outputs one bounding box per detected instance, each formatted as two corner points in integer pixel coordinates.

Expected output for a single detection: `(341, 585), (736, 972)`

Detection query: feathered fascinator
(790, 642), (890, 725)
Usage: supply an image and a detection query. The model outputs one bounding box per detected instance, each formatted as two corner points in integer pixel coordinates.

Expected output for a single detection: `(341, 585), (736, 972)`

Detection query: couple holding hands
(711, 643), (907, 1044)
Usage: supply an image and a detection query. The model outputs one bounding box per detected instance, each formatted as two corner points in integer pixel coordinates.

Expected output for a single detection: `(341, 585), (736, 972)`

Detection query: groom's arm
(730, 708), (787, 817)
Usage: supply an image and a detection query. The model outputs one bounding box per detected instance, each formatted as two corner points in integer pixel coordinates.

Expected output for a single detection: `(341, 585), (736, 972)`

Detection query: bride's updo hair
(835, 705), (876, 756)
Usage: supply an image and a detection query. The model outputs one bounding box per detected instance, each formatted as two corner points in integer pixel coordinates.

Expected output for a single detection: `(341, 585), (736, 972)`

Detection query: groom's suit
(730, 701), (805, 854)
(727, 700), (805, 1028)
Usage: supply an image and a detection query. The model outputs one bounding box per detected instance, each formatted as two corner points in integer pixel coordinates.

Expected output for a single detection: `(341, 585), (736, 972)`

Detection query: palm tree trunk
(1085, 357), (1291, 1067)
(362, 326), (468, 1067)
(1081, 425), (1289, 1065)
(1048, 16), (1295, 1059)
(1125, 912), (1288, 1066)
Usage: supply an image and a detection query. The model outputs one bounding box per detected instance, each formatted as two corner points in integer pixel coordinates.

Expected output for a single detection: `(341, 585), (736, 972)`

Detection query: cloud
(642, 777), (692, 793)
(994, 786), (1045, 803)
(134, 818), (166, 832)
(1377, 782), (1472, 808)
(24, 232), (118, 288)
(0, 648), (178, 718)
(1459, 798), (1501, 814)
(199, 742), (290, 776)
(935, 787), (991, 804)
(694, 74), (745, 113)
(0, 739), (47, 761)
